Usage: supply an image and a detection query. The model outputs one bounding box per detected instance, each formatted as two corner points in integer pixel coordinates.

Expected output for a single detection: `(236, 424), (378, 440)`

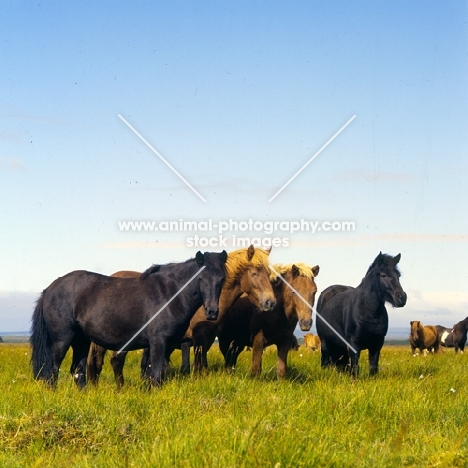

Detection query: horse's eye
(380, 273), (387, 278)
(252, 271), (258, 277)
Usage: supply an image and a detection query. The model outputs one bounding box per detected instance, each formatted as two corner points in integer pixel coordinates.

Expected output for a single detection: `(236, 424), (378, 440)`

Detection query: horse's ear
(312, 265), (320, 277)
(393, 253), (401, 264)
(195, 251), (204, 266)
(377, 252), (384, 264)
(265, 246), (272, 255)
(247, 244), (255, 261)
(219, 250), (228, 264)
(292, 264), (300, 278)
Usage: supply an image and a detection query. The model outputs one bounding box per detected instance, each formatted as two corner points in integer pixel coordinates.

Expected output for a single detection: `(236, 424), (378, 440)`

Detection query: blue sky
(1, 1), (467, 333)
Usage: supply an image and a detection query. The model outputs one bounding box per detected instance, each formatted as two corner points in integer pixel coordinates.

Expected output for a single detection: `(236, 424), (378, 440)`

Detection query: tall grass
(0, 343), (467, 467)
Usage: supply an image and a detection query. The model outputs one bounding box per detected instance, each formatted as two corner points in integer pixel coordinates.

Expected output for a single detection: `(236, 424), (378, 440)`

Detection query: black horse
(316, 252), (407, 378)
(436, 317), (468, 353)
(30, 251), (227, 388)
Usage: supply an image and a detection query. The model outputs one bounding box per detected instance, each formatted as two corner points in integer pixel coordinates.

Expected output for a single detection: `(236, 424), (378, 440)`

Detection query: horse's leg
(224, 341), (243, 371)
(368, 348), (381, 376)
(276, 340), (290, 379)
(193, 322), (217, 374)
(49, 338), (73, 389)
(140, 348), (152, 380)
(250, 332), (265, 376)
(180, 340), (192, 374)
(148, 339), (166, 387)
(349, 348), (361, 379)
(70, 336), (91, 389)
(87, 343), (107, 385)
(230, 344), (244, 370)
(110, 351), (128, 389)
(319, 340), (332, 368)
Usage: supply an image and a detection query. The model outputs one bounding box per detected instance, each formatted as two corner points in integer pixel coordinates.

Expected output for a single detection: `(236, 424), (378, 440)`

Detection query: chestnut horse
(217, 263), (320, 378)
(88, 245), (276, 387)
(303, 333), (321, 352)
(410, 321), (439, 356)
(436, 317), (468, 354)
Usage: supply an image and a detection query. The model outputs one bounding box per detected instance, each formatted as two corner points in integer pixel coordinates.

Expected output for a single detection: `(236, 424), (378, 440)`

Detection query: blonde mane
(224, 247), (271, 287)
(269, 263), (316, 281)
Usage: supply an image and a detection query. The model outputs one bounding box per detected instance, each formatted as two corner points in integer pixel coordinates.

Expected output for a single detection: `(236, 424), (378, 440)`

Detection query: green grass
(0, 343), (467, 467)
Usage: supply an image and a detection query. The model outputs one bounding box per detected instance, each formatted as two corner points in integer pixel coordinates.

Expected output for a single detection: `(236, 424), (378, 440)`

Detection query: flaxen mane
(269, 263), (316, 281)
(224, 248), (271, 288)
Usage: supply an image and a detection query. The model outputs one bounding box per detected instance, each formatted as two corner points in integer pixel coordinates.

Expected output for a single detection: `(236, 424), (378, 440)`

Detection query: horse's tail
(87, 342), (106, 385)
(30, 292), (54, 381)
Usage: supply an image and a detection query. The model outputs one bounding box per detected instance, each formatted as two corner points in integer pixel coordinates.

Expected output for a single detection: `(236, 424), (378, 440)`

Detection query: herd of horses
(30, 247), (413, 389)
(409, 318), (468, 356)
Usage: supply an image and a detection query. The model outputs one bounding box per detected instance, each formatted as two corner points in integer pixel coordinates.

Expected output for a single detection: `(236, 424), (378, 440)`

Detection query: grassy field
(0, 342), (467, 467)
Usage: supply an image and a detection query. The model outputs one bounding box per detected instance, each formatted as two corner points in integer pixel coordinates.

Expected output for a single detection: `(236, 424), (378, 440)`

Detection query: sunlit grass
(1, 343), (467, 467)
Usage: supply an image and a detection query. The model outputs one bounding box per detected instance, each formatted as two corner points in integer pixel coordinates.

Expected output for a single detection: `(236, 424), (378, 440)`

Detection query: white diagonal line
(117, 266), (206, 354)
(270, 266), (357, 353)
(268, 115), (356, 202)
(118, 114), (207, 202)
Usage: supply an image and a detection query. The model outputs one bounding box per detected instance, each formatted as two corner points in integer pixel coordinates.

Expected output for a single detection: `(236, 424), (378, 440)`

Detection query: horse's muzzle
(204, 307), (219, 320)
(260, 297), (276, 312)
(299, 318), (312, 331)
(394, 291), (407, 307)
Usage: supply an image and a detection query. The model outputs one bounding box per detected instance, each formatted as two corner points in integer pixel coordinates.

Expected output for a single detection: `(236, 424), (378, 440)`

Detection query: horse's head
(272, 263), (320, 331)
(196, 250), (228, 320)
(226, 245), (276, 312)
(410, 320), (421, 340)
(372, 252), (407, 307)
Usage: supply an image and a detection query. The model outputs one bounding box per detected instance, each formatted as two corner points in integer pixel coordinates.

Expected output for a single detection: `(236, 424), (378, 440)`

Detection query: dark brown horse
(182, 245), (276, 374)
(89, 245), (276, 387)
(436, 317), (468, 353)
(217, 262), (320, 378)
(30, 251), (227, 388)
(87, 270), (141, 388)
(410, 321), (439, 356)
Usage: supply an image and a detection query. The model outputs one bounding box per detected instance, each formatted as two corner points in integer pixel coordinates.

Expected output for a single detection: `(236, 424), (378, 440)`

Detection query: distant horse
(316, 252), (407, 378)
(303, 333), (321, 352)
(94, 245), (276, 386)
(218, 263), (320, 378)
(410, 321), (439, 356)
(181, 245), (276, 374)
(30, 251), (227, 388)
(436, 317), (468, 354)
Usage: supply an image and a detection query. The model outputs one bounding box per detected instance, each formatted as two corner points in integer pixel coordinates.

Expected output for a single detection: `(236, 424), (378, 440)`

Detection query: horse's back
(316, 284), (354, 313)
(316, 285), (355, 338)
(42, 270), (99, 311)
(425, 325), (438, 341)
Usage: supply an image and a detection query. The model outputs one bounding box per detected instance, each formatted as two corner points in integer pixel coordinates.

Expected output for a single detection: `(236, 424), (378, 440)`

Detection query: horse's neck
(218, 280), (244, 316)
(166, 262), (203, 314)
(274, 283), (291, 319)
(357, 274), (384, 310)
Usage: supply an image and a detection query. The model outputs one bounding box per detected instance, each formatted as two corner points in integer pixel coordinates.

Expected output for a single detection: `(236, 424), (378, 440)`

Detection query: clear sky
(1, 1), (467, 333)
